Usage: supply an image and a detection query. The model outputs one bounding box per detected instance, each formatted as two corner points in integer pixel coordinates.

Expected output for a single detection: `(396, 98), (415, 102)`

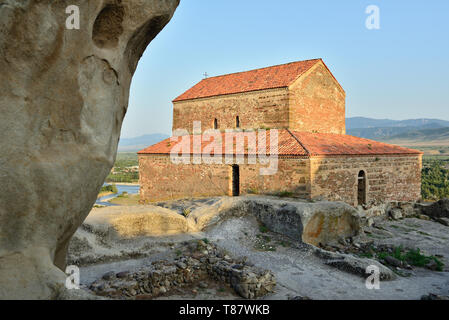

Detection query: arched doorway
(357, 170), (367, 205)
(231, 165), (240, 196)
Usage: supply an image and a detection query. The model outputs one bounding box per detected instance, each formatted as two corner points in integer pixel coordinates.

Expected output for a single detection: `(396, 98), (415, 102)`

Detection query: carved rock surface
(187, 197), (361, 246)
(0, 0), (179, 299)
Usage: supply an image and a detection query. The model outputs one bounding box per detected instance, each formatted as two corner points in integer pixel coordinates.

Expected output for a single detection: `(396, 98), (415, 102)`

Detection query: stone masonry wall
(172, 88), (290, 134)
(139, 155), (310, 202)
(139, 154), (421, 206)
(89, 240), (276, 300)
(139, 155), (229, 202)
(239, 156), (310, 197)
(288, 62), (346, 134)
(309, 155), (422, 206)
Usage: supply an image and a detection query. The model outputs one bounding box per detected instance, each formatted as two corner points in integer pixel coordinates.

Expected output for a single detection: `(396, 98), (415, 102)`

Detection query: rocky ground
(68, 197), (449, 300)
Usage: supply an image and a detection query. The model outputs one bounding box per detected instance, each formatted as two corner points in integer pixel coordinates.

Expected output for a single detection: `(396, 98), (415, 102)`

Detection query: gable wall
(288, 62), (346, 134)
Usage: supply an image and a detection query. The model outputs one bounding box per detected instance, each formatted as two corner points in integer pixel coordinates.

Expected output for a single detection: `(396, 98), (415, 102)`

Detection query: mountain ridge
(118, 133), (170, 152)
(346, 117), (449, 130)
(346, 117), (449, 143)
(118, 117), (449, 152)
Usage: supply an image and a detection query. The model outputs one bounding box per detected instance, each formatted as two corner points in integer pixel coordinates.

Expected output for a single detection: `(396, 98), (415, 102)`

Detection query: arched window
(235, 116), (240, 128)
(213, 118), (218, 129)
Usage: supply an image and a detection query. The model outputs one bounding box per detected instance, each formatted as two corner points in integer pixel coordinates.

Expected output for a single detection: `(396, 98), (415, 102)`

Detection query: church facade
(138, 59), (422, 206)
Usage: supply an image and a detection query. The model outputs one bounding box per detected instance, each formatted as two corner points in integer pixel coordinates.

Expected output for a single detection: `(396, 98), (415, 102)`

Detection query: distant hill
(347, 117), (400, 129)
(346, 117), (449, 143)
(347, 124), (448, 140)
(118, 133), (169, 152)
(382, 127), (449, 147)
(346, 117), (449, 130)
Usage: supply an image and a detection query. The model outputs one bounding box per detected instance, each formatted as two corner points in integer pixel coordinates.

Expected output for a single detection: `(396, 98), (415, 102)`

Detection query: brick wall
(139, 154), (421, 205)
(239, 157), (310, 196)
(288, 62), (346, 134)
(139, 155), (229, 202)
(138, 155), (310, 202)
(172, 88), (290, 134)
(309, 155), (422, 206)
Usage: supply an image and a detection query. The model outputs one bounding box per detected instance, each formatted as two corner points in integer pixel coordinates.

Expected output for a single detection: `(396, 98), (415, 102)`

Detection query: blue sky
(121, 0), (449, 138)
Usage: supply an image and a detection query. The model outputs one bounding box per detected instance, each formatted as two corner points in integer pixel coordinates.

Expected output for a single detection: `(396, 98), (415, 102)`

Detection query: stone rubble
(89, 240), (275, 299)
(419, 198), (449, 219)
(386, 199), (449, 227)
(318, 230), (445, 274)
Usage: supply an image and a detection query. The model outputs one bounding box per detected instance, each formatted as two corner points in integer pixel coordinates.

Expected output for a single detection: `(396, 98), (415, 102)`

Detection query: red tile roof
(289, 131), (422, 156)
(138, 130), (307, 156)
(138, 130), (422, 157)
(173, 59), (322, 102)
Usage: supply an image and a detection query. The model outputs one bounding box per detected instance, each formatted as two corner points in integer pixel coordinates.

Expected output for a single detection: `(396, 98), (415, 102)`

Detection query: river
(96, 184), (140, 206)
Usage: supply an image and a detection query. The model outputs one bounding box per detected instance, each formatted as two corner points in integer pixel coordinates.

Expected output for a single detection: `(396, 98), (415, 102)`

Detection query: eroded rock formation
(0, 0), (179, 299)
(75, 197), (361, 249)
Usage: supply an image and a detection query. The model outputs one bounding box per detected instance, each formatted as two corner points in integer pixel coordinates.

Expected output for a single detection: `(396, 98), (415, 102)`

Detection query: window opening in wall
(357, 170), (367, 205)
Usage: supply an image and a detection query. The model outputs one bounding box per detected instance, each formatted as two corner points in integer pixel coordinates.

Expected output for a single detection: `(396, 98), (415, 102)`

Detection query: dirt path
(205, 216), (449, 300)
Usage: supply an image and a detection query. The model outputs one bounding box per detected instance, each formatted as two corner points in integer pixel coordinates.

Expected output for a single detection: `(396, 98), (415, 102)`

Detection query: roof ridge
(286, 129), (311, 156)
(202, 58), (322, 81)
(286, 59), (322, 87)
(173, 58), (324, 102)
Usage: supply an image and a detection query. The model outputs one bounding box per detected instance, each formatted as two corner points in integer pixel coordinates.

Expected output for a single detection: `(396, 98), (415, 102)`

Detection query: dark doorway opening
(357, 170), (367, 205)
(236, 116), (240, 128)
(213, 118), (218, 129)
(231, 165), (240, 196)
